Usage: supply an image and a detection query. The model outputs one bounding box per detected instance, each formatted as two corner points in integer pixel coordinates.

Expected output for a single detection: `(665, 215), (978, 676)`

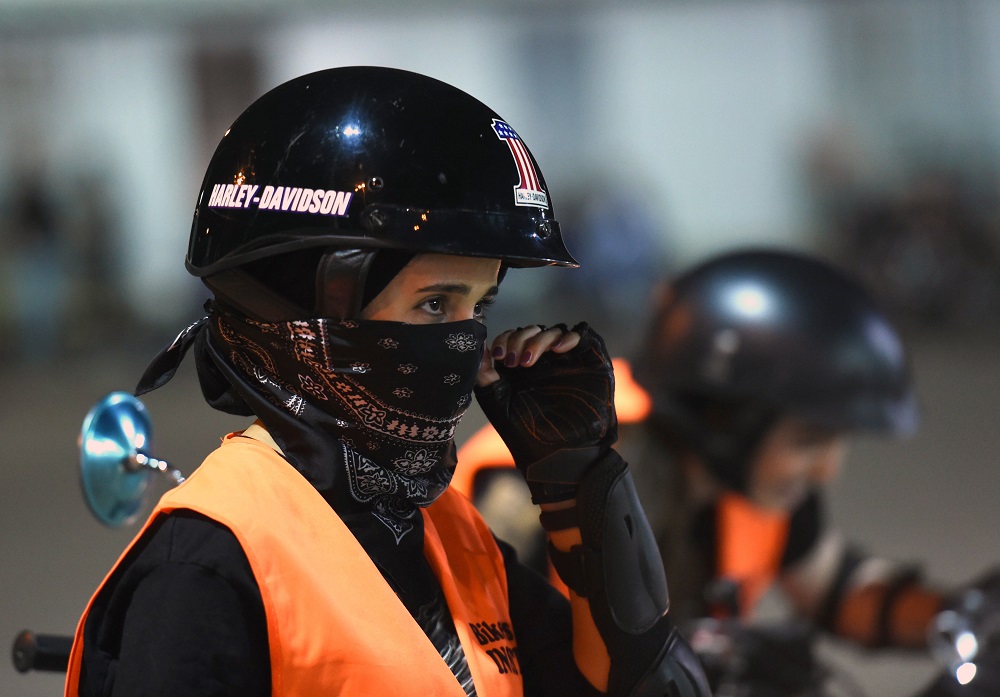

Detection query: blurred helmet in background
(632, 248), (918, 490)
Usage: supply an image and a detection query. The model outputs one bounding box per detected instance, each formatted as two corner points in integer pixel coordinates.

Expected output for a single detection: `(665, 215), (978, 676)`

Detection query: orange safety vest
(65, 434), (522, 697)
(455, 358), (790, 617)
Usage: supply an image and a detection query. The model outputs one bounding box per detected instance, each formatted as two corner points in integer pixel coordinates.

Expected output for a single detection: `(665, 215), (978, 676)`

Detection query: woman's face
(359, 253), (501, 324)
(745, 418), (847, 512)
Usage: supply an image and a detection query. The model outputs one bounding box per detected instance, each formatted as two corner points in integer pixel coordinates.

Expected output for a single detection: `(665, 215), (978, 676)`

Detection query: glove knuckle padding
(501, 367), (611, 447)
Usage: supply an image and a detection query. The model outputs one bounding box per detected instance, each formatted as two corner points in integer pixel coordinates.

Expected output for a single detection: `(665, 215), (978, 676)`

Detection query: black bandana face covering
(209, 311), (486, 540)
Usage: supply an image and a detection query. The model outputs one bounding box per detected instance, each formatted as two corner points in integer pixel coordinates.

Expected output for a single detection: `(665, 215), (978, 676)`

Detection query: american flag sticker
(492, 119), (549, 208)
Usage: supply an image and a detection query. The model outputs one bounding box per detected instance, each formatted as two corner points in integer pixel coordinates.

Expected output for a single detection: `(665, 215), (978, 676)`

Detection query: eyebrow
(416, 283), (500, 297)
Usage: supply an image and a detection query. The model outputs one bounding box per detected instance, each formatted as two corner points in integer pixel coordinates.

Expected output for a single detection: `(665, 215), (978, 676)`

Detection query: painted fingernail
(504, 351), (517, 367)
(492, 346), (505, 358)
(520, 351), (533, 366)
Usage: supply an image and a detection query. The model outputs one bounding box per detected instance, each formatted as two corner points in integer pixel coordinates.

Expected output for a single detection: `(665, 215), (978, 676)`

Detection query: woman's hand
(477, 324), (581, 387)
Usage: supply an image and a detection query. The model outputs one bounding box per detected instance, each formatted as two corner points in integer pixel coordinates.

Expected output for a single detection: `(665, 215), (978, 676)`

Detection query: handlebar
(11, 630), (73, 673)
(684, 610), (1000, 697)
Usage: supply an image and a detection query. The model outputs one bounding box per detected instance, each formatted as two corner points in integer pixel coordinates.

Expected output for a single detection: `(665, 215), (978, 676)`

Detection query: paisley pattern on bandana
(210, 312), (486, 541)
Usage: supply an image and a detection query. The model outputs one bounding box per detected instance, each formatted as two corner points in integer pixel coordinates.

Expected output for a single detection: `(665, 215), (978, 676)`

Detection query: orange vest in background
(65, 434), (522, 697)
(714, 492), (790, 616)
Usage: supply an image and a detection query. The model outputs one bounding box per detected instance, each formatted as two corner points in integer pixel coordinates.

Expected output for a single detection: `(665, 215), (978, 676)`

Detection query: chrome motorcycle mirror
(78, 391), (184, 527)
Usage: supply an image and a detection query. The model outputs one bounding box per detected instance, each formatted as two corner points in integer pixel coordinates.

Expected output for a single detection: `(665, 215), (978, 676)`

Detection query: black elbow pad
(547, 450), (712, 697)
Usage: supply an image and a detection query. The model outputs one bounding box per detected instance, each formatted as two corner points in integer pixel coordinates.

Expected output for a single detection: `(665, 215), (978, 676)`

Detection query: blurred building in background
(1, 0), (999, 358)
(2, 2), (999, 696)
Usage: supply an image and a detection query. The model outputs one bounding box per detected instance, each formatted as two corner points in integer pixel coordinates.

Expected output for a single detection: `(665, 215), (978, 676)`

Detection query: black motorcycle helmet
(632, 248), (919, 492)
(186, 66), (577, 321)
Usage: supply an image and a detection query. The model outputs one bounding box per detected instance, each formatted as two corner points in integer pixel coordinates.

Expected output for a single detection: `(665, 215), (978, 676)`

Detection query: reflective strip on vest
(65, 434), (522, 697)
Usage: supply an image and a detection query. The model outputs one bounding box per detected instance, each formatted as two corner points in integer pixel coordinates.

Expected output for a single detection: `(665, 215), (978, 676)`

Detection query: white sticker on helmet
(207, 184), (353, 217)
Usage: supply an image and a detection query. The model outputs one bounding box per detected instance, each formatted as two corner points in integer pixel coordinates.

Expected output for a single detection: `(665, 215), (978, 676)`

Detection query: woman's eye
(421, 297), (445, 314)
(475, 297), (496, 320)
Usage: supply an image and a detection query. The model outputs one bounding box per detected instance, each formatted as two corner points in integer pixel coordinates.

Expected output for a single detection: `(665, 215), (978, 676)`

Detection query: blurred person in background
(63, 66), (710, 697)
(457, 249), (996, 682)
(64, 171), (131, 350)
(4, 168), (68, 363)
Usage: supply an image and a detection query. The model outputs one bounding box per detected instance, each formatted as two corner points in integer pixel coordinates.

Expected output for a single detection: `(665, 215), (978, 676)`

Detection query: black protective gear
(476, 324), (710, 696)
(186, 66), (577, 321)
(547, 451), (711, 697)
(633, 247), (918, 492)
(474, 322), (618, 503)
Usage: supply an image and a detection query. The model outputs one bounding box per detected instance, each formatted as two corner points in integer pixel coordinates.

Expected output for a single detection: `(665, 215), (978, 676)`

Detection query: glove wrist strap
(538, 506), (579, 532)
(524, 446), (603, 504)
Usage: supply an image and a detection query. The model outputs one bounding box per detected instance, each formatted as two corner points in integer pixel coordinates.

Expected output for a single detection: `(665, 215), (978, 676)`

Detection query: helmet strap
(315, 248), (379, 319)
(203, 269), (309, 322)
